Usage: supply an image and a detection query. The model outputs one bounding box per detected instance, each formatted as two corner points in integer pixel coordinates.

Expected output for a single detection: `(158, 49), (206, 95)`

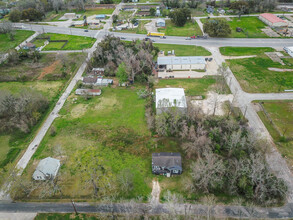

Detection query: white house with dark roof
(32, 157), (60, 181)
(157, 56), (206, 71)
(156, 88), (187, 114)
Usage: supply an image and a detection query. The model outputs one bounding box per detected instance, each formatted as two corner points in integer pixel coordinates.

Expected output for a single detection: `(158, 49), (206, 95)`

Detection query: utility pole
(71, 199), (78, 215)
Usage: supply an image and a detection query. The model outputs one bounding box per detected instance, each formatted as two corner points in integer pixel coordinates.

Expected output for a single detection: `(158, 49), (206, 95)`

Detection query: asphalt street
(14, 23), (293, 47)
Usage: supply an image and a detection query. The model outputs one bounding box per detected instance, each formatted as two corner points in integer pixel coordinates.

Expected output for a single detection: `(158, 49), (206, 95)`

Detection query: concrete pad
(0, 213), (37, 220)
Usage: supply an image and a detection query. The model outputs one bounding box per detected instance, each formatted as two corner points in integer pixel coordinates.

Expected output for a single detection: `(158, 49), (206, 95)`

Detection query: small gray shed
(152, 152), (182, 176)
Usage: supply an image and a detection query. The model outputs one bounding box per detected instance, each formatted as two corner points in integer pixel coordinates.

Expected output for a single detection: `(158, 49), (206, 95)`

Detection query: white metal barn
(156, 88), (187, 114)
(284, 47), (293, 58)
(157, 56), (206, 71)
(32, 157), (60, 181)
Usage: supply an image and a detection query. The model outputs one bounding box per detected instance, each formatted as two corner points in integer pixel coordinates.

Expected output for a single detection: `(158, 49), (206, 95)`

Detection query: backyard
(0, 30), (34, 52)
(256, 101), (293, 166)
(226, 54), (293, 93)
(158, 20), (203, 37)
(154, 43), (211, 56)
(32, 33), (96, 50)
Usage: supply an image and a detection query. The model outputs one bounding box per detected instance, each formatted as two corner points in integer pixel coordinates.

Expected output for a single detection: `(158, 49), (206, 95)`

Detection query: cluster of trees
(162, 0), (200, 9)
(203, 19), (231, 37)
(0, 90), (49, 133)
(5, 49), (41, 66)
(229, 0), (276, 14)
(9, 8), (44, 22)
(0, 21), (15, 40)
(169, 8), (191, 27)
(155, 105), (287, 205)
(90, 36), (159, 83)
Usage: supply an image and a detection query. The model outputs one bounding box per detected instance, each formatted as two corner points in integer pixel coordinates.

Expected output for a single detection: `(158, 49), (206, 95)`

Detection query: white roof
(32, 157), (60, 180)
(156, 88), (187, 109)
(158, 56), (206, 65)
(73, 21), (84, 25)
(157, 18), (165, 23)
(285, 46), (293, 51)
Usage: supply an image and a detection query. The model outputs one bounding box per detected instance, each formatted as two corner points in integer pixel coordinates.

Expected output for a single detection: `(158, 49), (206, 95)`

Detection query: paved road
(13, 23), (293, 47)
(1, 201), (293, 218)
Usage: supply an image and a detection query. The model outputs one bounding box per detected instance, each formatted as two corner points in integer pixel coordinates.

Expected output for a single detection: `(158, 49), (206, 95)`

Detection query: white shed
(156, 18), (165, 27)
(156, 88), (187, 114)
(32, 157), (60, 181)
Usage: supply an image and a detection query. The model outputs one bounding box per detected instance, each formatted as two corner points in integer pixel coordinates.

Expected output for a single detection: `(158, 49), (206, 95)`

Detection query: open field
(0, 30), (34, 52)
(155, 77), (219, 97)
(0, 53), (85, 81)
(158, 20), (203, 37)
(114, 20), (150, 35)
(201, 17), (268, 38)
(220, 47), (275, 56)
(256, 101), (293, 166)
(33, 33), (96, 50)
(154, 43), (211, 56)
(227, 54), (293, 93)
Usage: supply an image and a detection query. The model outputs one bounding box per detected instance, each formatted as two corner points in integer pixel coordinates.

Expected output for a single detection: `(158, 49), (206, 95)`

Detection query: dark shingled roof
(83, 76), (97, 84)
(152, 152), (182, 168)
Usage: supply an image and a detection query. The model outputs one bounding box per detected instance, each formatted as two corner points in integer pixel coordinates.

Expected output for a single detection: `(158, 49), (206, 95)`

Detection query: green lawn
(257, 101), (293, 166)
(227, 54), (293, 93)
(0, 30), (34, 52)
(220, 47), (275, 56)
(155, 77), (218, 97)
(38, 33), (96, 50)
(154, 43), (211, 56)
(158, 20), (203, 37)
(201, 17), (268, 38)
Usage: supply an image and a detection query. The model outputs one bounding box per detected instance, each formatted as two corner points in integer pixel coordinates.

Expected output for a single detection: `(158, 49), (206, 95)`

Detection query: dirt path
(37, 60), (60, 80)
(150, 180), (161, 205)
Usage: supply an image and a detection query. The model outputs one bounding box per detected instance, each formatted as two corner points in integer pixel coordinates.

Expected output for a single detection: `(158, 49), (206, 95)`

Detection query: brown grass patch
(38, 60), (60, 80)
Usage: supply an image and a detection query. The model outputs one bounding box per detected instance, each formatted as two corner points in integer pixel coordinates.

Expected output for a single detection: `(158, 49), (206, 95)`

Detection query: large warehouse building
(259, 13), (287, 27)
(284, 47), (293, 58)
(156, 88), (187, 114)
(157, 56), (206, 71)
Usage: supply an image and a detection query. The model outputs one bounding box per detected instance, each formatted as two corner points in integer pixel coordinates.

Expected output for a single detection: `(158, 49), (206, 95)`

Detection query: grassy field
(158, 20), (203, 37)
(154, 43), (211, 56)
(155, 77), (218, 97)
(0, 53), (85, 81)
(201, 17), (268, 38)
(115, 20), (150, 35)
(34, 33), (96, 50)
(257, 101), (293, 166)
(227, 54), (293, 93)
(220, 47), (275, 56)
(0, 30), (34, 52)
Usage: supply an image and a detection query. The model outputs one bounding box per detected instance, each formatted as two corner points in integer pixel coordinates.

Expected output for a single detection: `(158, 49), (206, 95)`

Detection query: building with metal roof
(96, 14), (106, 19)
(284, 46), (293, 58)
(152, 152), (182, 176)
(32, 157), (60, 181)
(157, 56), (206, 70)
(156, 18), (165, 27)
(75, 89), (102, 96)
(259, 13), (287, 27)
(156, 88), (187, 114)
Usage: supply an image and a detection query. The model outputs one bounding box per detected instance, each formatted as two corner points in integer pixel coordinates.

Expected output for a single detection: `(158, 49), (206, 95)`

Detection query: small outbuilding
(284, 47), (293, 58)
(82, 76), (113, 86)
(155, 88), (187, 114)
(32, 157), (60, 181)
(156, 18), (165, 27)
(22, 42), (36, 50)
(259, 13), (288, 27)
(92, 68), (105, 75)
(72, 20), (84, 27)
(157, 56), (206, 71)
(152, 152), (182, 176)
(64, 13), (76, 20)
(96, 14), (106, 20)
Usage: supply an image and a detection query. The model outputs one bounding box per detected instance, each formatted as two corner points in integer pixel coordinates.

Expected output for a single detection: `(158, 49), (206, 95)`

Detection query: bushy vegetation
(0, 89), (49, 133)
(203, 19), (231, 37)
(91, 36), (158, 83)
(0, 30), (34, 53)
(155, 106), (287, 205)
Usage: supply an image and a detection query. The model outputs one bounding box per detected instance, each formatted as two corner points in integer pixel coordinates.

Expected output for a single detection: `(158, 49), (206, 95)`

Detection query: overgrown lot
(0, 53), (85, 81)
(114, 20), (150, 35)
(257, 101), (293, 166)
(154, 43), (211, 56)
(0, 30), (34, 52)
(226, 54), (293, 93)
(158, 20), (202, 37)
(33, 33), (96, 50)
(220, 47), (275, 56)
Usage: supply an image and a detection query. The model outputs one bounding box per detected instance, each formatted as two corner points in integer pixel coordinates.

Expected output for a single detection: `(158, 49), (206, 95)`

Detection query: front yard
(154, 43), (211, 56)
(158, 20), (203, 37)
(220, 47), (275, 56)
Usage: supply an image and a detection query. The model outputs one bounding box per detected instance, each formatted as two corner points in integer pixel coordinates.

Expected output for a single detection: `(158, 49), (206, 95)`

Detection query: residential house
(64, 13), (76, 19)
(22, 42), (36, 50)
(156, 18), (165, 27)
(75, 89), (101, 96)
(152, 152), (182, 176)
(32, 157), (60, 180)
(82, 76), (113, 86)
(72, 20), (85, 27)
(155, 88), (187, 114)
(96, 14), (106, 20)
